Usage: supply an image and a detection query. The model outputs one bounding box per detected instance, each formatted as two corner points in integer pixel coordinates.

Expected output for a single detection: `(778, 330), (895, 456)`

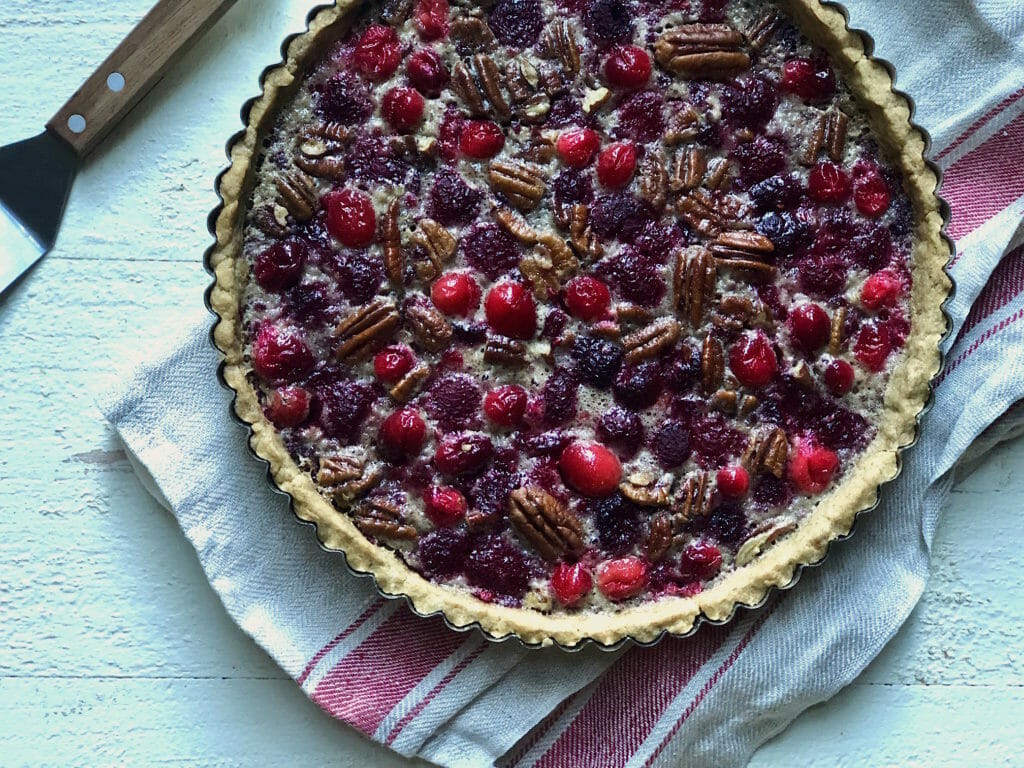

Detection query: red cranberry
(381, 86), (425, 132)
(854, 173), (891, 217)
(423, 485), (468, 527)
(352, 25), (402, 80)
(789, 303), (831, 353)
(854, 323), (893, 371)
(379, 408), (427, 462)
(678, 541), (722, 581)
(824, 359), (855, 395)
(374, 345), (415, 383)
(252, 324), (314, 383)
(406, 48), (450, 97)
(559, 441), (622, 497)
(781, 57), (836, 101)
(603, 45), (651, 88)
(254, 240), (306, 290)
(431, 271), (481, 317)
(860, 271), (903, 310)
(484, 384), (528, 427)
(434, 433), (494, 476)
(556, 128), (601, 168)
(564, 275), (611, 321)
(414, 0), (449, 40)
(324, 189), (376, 248)
(550, 562), (593, 607)
(485, 282), (537, 339)
(596, 142), (636, 188)
(808, 162), (852, 204)
(596, 556), (648, 601)
(716, 465), (750, 500)
(729, 330), (779, 387)
(460, 120), (506, 159)
(789, 440), (839, 494)
(266, 386), (312, 427)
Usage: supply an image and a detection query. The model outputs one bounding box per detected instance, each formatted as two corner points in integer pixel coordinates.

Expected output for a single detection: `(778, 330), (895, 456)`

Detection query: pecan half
(318, 452), (384, 502)
(745, 10), (782, 51)
(389, 362), (430, 403)
(671, 472), (711, 528)
(655, 24), (750, 79)
(353, 496), (418, 541)
(452, 55), (511, 122)
(676, 188), (750, 238)
(484, 336), (528, 366)
(646, 512), (673, 562)
(664, 104), (702, 145)
(638, 153), (669, 213)
(509, 486), (584, 562)
(381, 199), (404, 285)
(674, 246), (717, 328)
(736, 517), (798, 565)
(295, 122), (350, 180)
(566, 204), (602, 260)
(742, 427), (789, 479)
(705, 157), (733, 191)
(406, 300), (453, 352)
(505, 58), (551, 124)
(710, 389), (758, 417)
(830, 306), (848, 355)
(623, 318), (681, 364)
(540, 20), (581, 76)
(712, 295), (754, 331)
(494, 205), (539, 244)
(275, 171), (316, 223)
(804, 109), (849, 165)
(670, 147), (707, 192)
(701, 333), (725, 393)
(252, 204), (290, 238)
(412, 218), (457, 280)
(519, 254), (560, 296)
(711, 231), (775, 261)
(334, 299), (401, 363)
(489, 160), (547, 212)
(620, 471), (674, 507)
(450, 16), (496, 53)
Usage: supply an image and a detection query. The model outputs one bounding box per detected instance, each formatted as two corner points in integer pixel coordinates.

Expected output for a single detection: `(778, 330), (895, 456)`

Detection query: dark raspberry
(488, 0), (544, 47)
(699, 502), (748, 546)
(547, 96), (593, 128)
(798, 251), (848, 299)
(597, 406), (645, 456)
(329, 249), (384, 304)
(417, 527), (470, 577)
(817, 408), (870, 452)
(541, 367), (579, 426)
(754, 211), (808, 255)
(589, 194), (652, 242)
(428, 169), (482, 226)
(731, 135), (788, 187)
(254, 240), (307, 291)
(552, 168), (595, 210)
(570, 335), (624, 388)
(613, 360), (663, 410)
(687, 412), (748, 469)
(590, 493), (642, 556)
(663, 344), (701, 392)
(541, 308), (570, 340)
(649, 418), (691, 468)
(434, 432), (494, 476)
(452, 321), (488, 344)
(720, 75), (777, 129)
(316, 379), (376, 442)
(632, 221), (684, 263)
(465, 534), (531, 598)
(586, 0), (634, 44)
(314, 71), (372, 124)
(345, 134), (411, 185)
(517, 429), (571, 457)
(613, 91), (664, 143)
(469, 461), (520, 519)
(596, 246), (665, 307)
(851, 225), (896, 272)
(748, 174), (803, 212)
(425, 374), (482, 432)
(698, 0), (727, 21)
(459, 223), (521, 280)
(752, 475), (792, 509)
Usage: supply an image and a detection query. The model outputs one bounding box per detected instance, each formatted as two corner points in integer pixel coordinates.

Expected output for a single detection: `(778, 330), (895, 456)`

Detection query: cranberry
(597, 406), (645, 456)
(613, 360), (663, 409)
(550, 562), (593, 607)
(324, 189), (376, 248)
(591, 494), (642, 555)
(417, 528), (469, 576)
(381, 86), (425, 132)
(460, 223), (521, 280)
(604, 46), (651, 88)
(596, 557), (648, 601)
(824, 359), (855, 395)
(649, 419), (692, 468)
(716, 466), (750, 500)
(789, 303), (831, 353)
(266, 386), (312, 427)
(252, 324), (314, 383)
(379, 408), (427, 462)
(596, 142), (637, 188)
(789, 440), (839, 494)
(488, 0), (544, 47)
(485, 282), (537, 339)
(352, 25), (402, 80)
(431, 272), (481, 317)
(423, 485), (468, 527)
(374, 345), (415, 383)
(425, 374), (482, 432)
(406, 48), (450, 97)
(428, 169), (482, 225)
(854, 173), (891, 217)
(560, 441), (622, 497)
(587, 0), (634, 43)
(414, 0), (449, 40)
(465, 533), (531, 598)
(729, 330), (779, 387)
(556, 128), (601, 168)
(809, 162), (852, 204)
(484, 385), (528, 427)
(460, 120), (506, 159)
(854, 323), (893, 371)
(678, 541), (722, 581)
(564, 275), (611, 321)
(781, 57), (836, 101)
(434, 433), (494, 476)
(254, 240), (307, 290)
(860, 271), (903, 311)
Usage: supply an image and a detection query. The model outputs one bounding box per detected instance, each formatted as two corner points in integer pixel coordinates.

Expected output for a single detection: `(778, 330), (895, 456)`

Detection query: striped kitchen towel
(97, 1), (1024, 765)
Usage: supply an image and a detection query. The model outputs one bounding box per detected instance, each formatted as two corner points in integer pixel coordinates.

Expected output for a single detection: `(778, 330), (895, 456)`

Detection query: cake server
(0, 0), (237, 296)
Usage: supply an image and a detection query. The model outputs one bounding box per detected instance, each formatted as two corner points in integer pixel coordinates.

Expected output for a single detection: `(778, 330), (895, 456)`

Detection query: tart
(208, 0), (950, 647)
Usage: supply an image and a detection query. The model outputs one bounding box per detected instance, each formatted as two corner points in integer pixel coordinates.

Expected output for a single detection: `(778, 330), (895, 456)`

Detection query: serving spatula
(0, 0), (238, 295)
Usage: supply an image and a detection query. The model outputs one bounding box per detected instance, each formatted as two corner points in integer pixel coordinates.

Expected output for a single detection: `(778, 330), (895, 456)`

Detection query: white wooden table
(1, 1), (1022, 765)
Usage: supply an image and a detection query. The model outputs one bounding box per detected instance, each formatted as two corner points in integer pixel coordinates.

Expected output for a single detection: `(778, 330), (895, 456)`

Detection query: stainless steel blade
(0, 205), (45, 295)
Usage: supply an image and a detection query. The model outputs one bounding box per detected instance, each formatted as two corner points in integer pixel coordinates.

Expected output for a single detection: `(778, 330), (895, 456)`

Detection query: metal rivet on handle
(106, 72), (126, 92)
(67, 114), (87, 134)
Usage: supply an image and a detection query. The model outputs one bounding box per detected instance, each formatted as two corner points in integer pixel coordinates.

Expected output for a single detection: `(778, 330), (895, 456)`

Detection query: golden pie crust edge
(206, 0), (953, 648)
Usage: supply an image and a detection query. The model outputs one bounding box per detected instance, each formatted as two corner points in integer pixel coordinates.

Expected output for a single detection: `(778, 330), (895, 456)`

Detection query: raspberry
(596, 557), (648, 601)
(541, 368), (579, 425)
(755, 211), (808, 254)
(613, 90), (665, 143)
(586, 0), (634, 44)
(854, 322), (893, 371)
(552, 168), (595, 210)
(374, 345), (415, 383)
(343, 134), (411, 186)
(596, 142), (637, 188)
(485, 282), (537, 339)
(414, 0), (449, 40)
(423, 486), (468, 527)
(591, 494), (642, 555)
(731, 136), (788, 187)
(437, 109), (465, 162)
(379, 408), (428, 463)
(315, 71), (372, 124)
(788, 303), (831, 353)
(700, 501), (748, 545)
(556, 128), (601, 168)
(604, 46), (651, 88)
(663, 344), (702, 392)
(324, 189), (376, 248)
(570, 335), (623, 388)
(729, 330), (779, 387)
(252, 324), (314, 383)
(541, 308), (570, 340)
(860, 271), (904, 310)
(315, 379), (376, 441)
(550, 562), (593, 607)
(686, 412), (749, 469)
(428, 169), (482, 225)
(265, 386), (312, 427)
(589, 193), (652, 242)
(781, 57), (836, 101)
(809, 161), (852, 204)
(716, 466), (750, 500)
(484, 384), (528, 427)
(431, 271), (481, 317)
(352, 25), (402, 80)
(425, 374), (482, 432)
(488, 0), (544, 47)
(789, 440), (839, 494)
(459, 223), (521, 280)
(470, 459), (520, 518)
(460, 120), (506, 159)
(824, 359), (855, 395)
(720, 75), (777, 128)
(417, 528), (470, 577)
(329, 249), (384, 304)
(465, 533), (531, 598)
(254, 240), (307, 291)
(564, 275), (612, 321)
(649, 419), (691, 469)
(678, 541), (722, 581)
(613, 360), (663, 409)
(748, 174), (803, 212)
(597, 407), (645, 456)
(434, 433), (494, 476)
(559, 441), (622, 497)
(854, 173), (891, 217)
(406, 48), (450, 97)
(798, 251), (848, 299)
(381, 86), (425, 132)
(597, 245), (665, 307)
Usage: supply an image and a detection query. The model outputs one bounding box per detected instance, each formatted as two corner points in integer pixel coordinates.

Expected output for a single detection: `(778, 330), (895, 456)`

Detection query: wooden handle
(46, 0), (238, 158)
